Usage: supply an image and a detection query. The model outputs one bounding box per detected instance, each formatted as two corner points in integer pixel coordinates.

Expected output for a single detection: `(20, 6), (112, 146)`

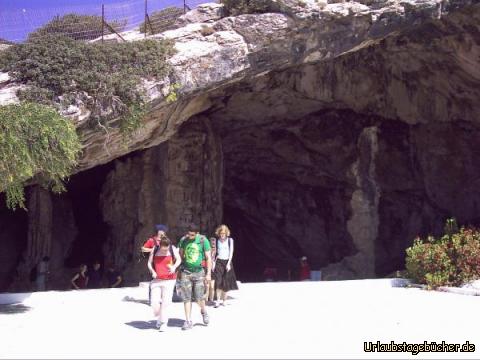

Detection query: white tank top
(216, 238), (231, 260)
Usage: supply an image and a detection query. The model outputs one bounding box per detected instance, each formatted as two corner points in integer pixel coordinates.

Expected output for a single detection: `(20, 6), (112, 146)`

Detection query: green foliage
(220, 0), (273, 16)
(0, 103), (82, 210)
(0, 34), (176, 133)
(28, 13), (126, 41)
(119, 103), (149, 134)
(165, 83), (181, 103)
(406, 219), (480, 288)
(139, 7), (184, 35)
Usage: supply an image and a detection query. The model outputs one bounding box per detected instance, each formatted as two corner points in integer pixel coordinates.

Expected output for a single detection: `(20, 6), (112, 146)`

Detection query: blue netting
(0, 0), (219, 43)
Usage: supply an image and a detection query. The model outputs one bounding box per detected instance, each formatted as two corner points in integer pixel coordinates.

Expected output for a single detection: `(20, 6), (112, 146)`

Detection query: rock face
(5, 0), (475, 172)
(99, 116), (222, 282)
(1, 0), (480, 289)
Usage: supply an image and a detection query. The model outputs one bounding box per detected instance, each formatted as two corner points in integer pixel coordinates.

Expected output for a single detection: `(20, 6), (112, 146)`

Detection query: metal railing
(0, 0), (218, 43)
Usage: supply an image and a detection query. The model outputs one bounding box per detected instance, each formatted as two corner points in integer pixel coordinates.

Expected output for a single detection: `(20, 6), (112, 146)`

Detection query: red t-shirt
(299, 264), (311, 281)
(143, 237), (157, 249)
(153, 253), (176, 280)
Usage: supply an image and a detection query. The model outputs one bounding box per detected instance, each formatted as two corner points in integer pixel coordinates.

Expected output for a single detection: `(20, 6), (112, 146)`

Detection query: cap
(155, 224), (168, 232)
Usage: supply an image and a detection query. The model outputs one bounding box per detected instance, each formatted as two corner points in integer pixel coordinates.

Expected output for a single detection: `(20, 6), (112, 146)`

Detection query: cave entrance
(64, 163), (112, 269)
(218, 109), (361, 282)
(0, 194), (28, 291)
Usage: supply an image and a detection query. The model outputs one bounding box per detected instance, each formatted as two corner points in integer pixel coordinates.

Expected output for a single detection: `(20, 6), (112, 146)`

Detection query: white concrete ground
(0, 280), (479, 359)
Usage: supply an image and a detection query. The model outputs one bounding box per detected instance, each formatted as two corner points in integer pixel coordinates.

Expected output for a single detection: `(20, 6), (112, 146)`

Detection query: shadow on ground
(125, 318), (185, 330)
(122, 296), (149, 306)
(0, 304), (32, 314)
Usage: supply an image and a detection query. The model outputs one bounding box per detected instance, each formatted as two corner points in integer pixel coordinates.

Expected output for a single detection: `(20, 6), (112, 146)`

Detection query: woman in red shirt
(147, 235), (181, 331)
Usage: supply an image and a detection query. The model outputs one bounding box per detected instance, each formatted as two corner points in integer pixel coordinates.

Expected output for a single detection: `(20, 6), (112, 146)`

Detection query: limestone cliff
(1, 0), (480, 289)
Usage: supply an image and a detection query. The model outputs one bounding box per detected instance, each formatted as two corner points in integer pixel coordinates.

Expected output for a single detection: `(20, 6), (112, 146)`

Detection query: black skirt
(213, 259), (238, 291)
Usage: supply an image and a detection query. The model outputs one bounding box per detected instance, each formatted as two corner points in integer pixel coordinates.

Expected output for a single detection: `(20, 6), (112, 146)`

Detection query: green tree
(0, 103), (82, 209)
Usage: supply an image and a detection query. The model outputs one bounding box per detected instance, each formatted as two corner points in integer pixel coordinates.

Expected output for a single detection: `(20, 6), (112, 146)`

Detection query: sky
(0, 0), (208, 42)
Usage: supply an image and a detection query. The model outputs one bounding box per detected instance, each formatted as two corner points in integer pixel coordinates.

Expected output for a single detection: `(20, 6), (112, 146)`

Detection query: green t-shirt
(178, 234), (211, 272)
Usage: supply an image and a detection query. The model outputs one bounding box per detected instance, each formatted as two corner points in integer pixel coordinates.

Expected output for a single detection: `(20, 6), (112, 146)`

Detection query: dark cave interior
(63, 162), (112, 269)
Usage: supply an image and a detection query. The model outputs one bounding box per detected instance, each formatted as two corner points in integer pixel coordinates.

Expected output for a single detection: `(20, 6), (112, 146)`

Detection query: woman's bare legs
(208, 280), (215, 304)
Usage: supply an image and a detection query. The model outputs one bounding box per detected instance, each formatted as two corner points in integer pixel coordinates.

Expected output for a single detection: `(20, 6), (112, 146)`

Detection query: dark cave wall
(217, 108), (480, 280)
(0, 195), (27, 291)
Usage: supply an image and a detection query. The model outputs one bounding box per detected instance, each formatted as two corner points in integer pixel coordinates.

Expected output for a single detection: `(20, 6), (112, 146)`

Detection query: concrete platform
(0, 279), (479, 359)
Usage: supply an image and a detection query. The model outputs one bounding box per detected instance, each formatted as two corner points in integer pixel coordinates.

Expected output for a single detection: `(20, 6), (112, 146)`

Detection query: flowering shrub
(406, 219), (480, 288)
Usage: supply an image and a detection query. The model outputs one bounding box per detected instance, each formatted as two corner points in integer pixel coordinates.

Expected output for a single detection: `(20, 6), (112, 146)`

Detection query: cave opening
(218, 109), (363, 282)
(0, 194), (28, 291)
(64, 162), (112, 269)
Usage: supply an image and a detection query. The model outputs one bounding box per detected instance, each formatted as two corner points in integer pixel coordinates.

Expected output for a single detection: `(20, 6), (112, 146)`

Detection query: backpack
(150, 243), (175, 272)
(29, 264), (37, 282)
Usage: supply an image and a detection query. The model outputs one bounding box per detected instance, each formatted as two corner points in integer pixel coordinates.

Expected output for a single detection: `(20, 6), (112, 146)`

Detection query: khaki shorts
(177, 269), (205, 302)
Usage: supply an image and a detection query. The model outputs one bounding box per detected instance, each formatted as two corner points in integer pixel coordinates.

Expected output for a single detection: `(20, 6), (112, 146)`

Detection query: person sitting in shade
(106, 265), (123, 288)
(87, 261), (103, 289)
(71, 264), (89, 290)
(263, 266), (278, 282)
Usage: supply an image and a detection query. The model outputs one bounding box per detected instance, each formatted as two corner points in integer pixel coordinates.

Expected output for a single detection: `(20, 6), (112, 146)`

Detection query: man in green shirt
(177, 225), (212, 330)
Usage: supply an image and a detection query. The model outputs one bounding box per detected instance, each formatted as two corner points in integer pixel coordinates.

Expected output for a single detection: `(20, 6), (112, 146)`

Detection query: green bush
(139, 7), (184, 35)
(0, 34), (175, 133)
(0, 103), (82, 210)
(220, 0), (273, 16)
(28, 14), (126, 41)
(406, 219), (480, 288)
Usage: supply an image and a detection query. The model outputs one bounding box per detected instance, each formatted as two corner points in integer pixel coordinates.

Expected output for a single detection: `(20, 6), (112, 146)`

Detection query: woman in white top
(212, 224), (238, 307)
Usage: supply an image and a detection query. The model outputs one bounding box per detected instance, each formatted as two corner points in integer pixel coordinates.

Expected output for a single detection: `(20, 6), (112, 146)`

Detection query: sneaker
(201, 311), (210, 325)
(156, 320), (164, 331)
(182, 320), (193, 331)
(214, 301), (219, 308)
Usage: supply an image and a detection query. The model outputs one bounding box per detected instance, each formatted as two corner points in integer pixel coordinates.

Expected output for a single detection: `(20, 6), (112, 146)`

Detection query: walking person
(147, 235), (181, 331)
(177, 225), (212, 330)
(205, 237), (217, 306)
(71, 264), (89, 290)
(142, 224), (169, 253)
(213, 224), (238, 307)
(142, 224), (170, 303)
